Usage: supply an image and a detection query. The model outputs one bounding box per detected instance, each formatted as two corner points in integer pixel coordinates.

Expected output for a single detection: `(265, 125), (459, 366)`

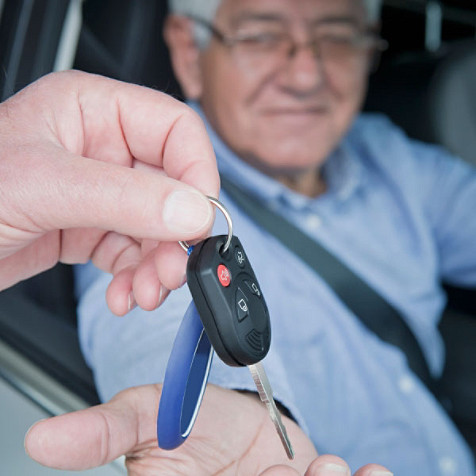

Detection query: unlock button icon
(236, 288), (249, 321)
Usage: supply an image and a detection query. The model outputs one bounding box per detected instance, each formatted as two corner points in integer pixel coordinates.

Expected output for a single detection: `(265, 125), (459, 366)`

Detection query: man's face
(196, 0), (372, 176)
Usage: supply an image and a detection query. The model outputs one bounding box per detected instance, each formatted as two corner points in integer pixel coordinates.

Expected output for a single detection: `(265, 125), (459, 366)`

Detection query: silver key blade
(248, 362), (294, 460)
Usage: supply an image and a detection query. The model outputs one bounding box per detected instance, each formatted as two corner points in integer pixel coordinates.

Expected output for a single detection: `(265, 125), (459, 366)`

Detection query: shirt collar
(188, 101), (365, 210)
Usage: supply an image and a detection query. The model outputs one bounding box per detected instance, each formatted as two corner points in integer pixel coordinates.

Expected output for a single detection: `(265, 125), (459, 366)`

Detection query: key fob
(187, 235), (271, 367)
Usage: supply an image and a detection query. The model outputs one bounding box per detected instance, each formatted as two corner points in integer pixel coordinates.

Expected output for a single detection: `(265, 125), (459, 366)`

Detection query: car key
(186, 225), (294, 460)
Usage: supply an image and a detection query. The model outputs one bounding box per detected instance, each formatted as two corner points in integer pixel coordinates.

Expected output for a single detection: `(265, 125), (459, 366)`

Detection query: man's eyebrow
(228, 13), (363, 30)
(310, 16), (363, 28)
(230, 12), (286, 29)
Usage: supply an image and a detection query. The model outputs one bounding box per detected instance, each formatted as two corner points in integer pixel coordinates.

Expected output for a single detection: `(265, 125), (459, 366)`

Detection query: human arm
(25, 383), (392, 476)
(0, 70), (220, 315)
(409, 140), (476, 286)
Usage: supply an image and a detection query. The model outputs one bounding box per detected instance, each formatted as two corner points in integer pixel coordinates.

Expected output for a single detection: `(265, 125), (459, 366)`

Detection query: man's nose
(278, 43), (325, 93)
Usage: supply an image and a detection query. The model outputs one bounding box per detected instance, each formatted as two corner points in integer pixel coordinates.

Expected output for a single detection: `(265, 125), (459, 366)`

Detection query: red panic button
(217, 264), (231, 287)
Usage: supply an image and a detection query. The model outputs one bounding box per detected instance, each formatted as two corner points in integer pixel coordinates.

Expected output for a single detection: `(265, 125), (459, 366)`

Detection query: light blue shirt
(76, 105), (476, 475)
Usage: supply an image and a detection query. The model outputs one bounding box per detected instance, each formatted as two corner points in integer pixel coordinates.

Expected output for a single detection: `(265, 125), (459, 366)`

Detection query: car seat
(366, 39), (476, 166)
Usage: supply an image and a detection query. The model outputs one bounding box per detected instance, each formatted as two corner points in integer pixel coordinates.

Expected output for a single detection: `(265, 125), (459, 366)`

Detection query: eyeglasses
(188, 15), (388, 72)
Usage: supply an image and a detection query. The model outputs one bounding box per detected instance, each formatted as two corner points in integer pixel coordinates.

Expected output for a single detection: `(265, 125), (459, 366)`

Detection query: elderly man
(74, 0), (476, 474)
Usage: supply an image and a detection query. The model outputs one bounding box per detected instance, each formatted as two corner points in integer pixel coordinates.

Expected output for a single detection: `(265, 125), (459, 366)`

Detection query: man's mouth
(262, 106), (328, 115)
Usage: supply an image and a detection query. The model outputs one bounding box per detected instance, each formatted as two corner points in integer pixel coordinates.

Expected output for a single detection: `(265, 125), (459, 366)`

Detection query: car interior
(0, 0), (475, 473)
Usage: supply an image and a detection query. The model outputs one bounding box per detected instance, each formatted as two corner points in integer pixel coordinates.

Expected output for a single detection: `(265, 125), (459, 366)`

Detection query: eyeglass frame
(186, 14), (389, 69)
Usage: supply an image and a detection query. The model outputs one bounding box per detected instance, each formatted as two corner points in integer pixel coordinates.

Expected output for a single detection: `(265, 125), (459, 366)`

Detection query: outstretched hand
(25, 384), (392, 476)
(0, 71), (219, 315)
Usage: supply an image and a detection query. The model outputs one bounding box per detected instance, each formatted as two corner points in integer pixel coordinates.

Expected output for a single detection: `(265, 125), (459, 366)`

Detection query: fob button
(245, 280), (261, 297)
(217, 264), (231, 287)
(246, 329), (264, 352)
(236, 288), (249, 321)
(234, 247), (246, 268)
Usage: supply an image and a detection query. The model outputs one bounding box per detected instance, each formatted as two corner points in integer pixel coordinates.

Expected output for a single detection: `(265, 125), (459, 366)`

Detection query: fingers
(305, 455), (351, 476)
(305, 455), (393, 476)
(255, 454), (393, 476)
(0, 71), (220, 299)
(73, 70), (220, 197)
(87, 231), (141, 273)
(11, 71), (219, 198)
(106, 266), (137, 316)
(259, 466), (300, 475)
(353, 464), (393, 476)
(2, 70), (220, 248)
(153, 241), (189, 290)
(131, 247), (173, 311)
(131, 251), (165, 311)
(105, 242), (185, 316)
(32, 153), (216, 242)
(25, 385), (161, 471)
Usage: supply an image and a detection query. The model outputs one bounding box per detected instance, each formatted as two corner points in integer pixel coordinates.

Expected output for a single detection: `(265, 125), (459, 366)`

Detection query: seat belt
(220, 175), (435, 391)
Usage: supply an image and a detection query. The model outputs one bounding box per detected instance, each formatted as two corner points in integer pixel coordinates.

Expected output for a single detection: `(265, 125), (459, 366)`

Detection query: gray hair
(168, 0), (383, 47)
(168, 0), (222, 47)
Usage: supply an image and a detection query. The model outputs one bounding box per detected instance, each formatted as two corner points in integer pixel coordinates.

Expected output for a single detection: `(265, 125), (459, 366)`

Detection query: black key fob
(186, 235), (271, 367)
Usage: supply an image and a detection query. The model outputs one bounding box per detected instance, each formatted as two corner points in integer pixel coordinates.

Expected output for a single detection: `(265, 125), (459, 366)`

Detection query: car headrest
(365, 40), (476, 166)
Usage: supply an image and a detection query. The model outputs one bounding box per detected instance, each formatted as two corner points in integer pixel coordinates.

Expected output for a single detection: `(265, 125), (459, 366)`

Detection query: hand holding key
(26, 383), (393, 475)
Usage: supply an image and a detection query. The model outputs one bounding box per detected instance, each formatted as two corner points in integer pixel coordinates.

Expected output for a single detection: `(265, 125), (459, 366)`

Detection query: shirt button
(439, 456), (457, 475)
(398, 375), (415, 394)
(306, 214), (322, 230)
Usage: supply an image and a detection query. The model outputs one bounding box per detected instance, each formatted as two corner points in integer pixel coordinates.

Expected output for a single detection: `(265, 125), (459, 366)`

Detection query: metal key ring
(179, 197), (233, 254)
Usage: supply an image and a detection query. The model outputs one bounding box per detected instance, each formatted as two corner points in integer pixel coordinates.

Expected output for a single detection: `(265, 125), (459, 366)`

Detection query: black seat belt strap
(220, 175), (434, 390)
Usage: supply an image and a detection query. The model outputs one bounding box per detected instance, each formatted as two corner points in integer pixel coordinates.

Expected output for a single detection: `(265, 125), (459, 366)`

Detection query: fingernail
(370, 472), (393, 476)
(163, 190), (212, 234)
(157, 285), (167, 308)
(128, 292), (136, 312)
(157, 286), (165, 307)
(317, 463), (351, 476)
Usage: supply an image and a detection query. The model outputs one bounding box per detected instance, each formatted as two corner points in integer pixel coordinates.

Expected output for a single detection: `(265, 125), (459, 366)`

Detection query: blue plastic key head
(157, 300), (213, 450)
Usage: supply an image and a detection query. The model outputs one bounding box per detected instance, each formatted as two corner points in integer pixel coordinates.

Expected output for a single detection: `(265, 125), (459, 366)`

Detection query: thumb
(25, 385), (160, 470)
(20, 151), (216, 241)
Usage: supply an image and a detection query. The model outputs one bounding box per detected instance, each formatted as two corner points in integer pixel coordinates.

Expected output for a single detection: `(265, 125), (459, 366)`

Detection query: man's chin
(242, 149), (331, 177)
(259, 108), (332, 131)
(258, 139), (334, 166)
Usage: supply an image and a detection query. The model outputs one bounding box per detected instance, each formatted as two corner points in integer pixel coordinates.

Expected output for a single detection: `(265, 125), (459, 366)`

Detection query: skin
(165, 0), (372, 197)
(25, 384), (392, 475)
(0, 70), (219, 315)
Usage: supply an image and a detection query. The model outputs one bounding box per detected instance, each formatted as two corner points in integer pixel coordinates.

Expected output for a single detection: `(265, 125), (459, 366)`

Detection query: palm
(25, 383), (393, 476)
(26, 384), (317, 475)
(127, 385), (317, 475)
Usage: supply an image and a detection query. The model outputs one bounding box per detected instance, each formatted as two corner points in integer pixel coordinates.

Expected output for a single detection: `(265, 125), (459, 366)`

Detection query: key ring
(179, 197), (233, 254)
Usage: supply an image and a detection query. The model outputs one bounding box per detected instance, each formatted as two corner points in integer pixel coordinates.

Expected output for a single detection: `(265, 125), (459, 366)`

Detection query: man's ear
(164, 15), (203, 100)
